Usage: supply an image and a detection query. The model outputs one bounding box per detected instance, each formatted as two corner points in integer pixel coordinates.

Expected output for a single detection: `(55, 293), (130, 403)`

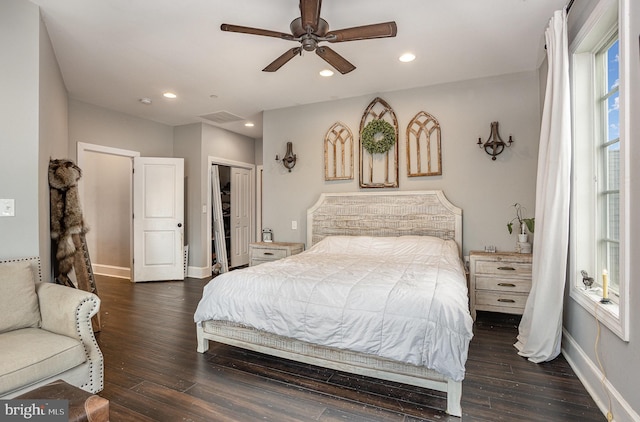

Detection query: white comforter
(194, 235), (474, 381)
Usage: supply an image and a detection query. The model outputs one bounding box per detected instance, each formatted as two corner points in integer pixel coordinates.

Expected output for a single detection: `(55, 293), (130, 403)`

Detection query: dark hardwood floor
(94, 275), (605, 421)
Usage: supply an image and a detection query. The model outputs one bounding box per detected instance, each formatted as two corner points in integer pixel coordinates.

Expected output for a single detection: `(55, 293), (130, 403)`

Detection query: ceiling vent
(200, 111), (244, 124)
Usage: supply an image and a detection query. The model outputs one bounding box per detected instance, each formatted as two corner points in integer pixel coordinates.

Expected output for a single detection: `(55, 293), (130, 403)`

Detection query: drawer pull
(498, 298), (516, 303)
(497, 283), (516, 287)
(263, 252), (274, 256)
(497, 266), (516, 271)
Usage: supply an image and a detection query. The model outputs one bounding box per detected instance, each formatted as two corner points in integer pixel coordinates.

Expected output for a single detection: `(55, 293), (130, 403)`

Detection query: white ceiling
(31, 0), (568, 139)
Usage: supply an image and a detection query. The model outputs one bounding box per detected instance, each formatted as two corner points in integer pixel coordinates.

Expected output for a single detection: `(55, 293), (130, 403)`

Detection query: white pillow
(309, 235), (450, 258)
(0, 261), (41, 333)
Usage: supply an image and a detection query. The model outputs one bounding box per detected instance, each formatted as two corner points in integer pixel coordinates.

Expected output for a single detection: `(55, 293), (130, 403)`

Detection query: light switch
(0, 199), (15, 217)
(291, 220), (297, 230)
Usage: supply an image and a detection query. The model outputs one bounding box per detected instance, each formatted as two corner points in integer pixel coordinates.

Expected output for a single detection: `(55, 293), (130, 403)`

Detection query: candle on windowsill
(601, 269), (610, 303)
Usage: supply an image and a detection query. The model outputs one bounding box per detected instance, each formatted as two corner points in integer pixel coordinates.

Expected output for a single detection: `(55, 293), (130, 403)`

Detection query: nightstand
(249, 242), (304, 266)
(469, 251), (533, 320)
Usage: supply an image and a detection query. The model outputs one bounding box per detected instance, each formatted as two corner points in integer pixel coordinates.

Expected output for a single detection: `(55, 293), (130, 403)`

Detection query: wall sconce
(276, 142), (297, 172)
(477, 121), (513, 160)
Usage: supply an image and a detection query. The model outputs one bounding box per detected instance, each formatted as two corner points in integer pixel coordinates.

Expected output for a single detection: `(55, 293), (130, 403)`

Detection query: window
(597, 37), (620, 298)
(570, 0), (628, 341)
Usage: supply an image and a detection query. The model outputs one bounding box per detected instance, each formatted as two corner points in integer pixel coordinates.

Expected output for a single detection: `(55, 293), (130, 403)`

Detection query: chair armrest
(36, 282), (100, 338)
(36, 282), (104, 393)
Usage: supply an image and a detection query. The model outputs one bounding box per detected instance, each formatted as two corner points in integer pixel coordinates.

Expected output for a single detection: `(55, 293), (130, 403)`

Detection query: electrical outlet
(291, 220), (297, 230)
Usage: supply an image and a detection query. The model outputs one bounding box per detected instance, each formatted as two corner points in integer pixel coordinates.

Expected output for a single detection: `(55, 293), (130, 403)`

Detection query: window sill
(570, 286), (626, 340)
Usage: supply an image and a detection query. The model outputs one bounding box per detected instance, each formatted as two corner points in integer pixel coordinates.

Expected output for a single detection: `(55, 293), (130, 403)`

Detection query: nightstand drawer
(475, 261), (532, 277)
(250, 248), (288, 260)
(475, 276), (531, 293)
(249, 242), (305, 266)
(475, 291), (528, 310)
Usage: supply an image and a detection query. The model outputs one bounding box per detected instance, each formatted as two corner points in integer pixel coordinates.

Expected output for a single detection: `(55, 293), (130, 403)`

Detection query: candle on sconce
(602, 269), (609, 301)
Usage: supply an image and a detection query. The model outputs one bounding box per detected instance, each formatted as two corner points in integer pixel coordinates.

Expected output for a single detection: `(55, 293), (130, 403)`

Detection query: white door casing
(230, 167), (251, 267)
(133, 157), (184, 282)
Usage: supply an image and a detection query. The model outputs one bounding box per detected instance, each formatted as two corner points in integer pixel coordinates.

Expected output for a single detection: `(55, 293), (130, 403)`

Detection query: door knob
(177, 223), (182, 227)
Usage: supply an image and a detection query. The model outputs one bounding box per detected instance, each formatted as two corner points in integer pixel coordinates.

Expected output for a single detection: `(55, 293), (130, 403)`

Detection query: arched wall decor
(324, 122), (354, 181)
(359, 97), (399, 188)
(406, 111), (442, 177)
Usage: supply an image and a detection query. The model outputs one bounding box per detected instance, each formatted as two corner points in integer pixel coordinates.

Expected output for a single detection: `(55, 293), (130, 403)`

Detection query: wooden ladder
(72, 232), (101, 332)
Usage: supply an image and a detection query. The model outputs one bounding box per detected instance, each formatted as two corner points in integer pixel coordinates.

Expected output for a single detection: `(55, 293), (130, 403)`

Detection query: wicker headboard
(306, 191), (462, 254)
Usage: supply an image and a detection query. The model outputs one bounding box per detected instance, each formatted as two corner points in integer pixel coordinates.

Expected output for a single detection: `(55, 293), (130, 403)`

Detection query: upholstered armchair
(0, 257), (103, 398)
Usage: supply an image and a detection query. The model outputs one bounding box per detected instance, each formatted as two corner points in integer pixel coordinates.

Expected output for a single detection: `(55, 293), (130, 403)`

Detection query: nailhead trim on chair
(0, 257), (41, 282)
(75, 297), (103, 393)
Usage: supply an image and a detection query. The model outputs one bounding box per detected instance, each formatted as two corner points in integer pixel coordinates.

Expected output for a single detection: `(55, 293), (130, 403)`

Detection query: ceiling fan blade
(300, 0), (322, 33)
(316, 46), (355, 74)
(263, 47), (302, 72)
(221, 24), (294, 41)
(327, 22), (397, 42)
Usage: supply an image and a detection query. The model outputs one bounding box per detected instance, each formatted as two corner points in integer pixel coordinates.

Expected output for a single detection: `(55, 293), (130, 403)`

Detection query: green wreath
(361, 119), (396, 154)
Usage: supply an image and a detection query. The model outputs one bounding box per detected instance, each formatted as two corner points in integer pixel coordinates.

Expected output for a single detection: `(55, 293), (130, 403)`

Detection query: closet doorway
(209, 157), (255, 274)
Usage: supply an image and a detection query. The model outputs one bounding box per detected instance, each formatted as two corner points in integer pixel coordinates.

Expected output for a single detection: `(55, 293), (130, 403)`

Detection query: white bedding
(194, 235), (474, 381)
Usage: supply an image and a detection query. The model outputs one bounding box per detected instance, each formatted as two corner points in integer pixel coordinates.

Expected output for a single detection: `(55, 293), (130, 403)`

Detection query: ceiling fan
(220, 0), (397, 74)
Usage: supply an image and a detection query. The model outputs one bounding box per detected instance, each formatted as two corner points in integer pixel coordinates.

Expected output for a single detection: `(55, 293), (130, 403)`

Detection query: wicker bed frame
(196, 190), (464, 417)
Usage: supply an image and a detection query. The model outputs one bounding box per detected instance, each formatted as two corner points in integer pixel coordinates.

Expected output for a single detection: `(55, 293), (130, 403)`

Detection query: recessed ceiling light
(139, 98), (152, 105)
(319, 69), (334, 77)
(163, 92), (177, 99)
(399, 53), (416, 63)
(244, 122), (255, 127)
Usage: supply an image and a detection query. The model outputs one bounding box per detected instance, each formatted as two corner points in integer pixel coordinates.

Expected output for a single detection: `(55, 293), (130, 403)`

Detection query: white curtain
(514, 9), (571, 363)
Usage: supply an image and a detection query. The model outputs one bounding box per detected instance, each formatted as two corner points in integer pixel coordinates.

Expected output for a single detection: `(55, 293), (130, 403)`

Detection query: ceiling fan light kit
(220, 0), (397, 74)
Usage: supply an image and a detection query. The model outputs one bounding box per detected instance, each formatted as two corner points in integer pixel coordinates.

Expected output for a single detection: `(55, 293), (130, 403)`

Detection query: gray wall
(0, 0), (67, 282)
(39, 16), (70, 278)
(174, 123), (257, 271)
(82, 152), (131, 268)
(0, 0), (41, 259)
(69, 99), (175, 158)
(262, 71), (542, 256)
(174, 123), (205, 270)
(562, 0), (640, 419)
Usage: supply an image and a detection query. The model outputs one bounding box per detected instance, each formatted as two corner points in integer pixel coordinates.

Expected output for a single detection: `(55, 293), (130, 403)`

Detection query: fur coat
(49, 159), (88, 284)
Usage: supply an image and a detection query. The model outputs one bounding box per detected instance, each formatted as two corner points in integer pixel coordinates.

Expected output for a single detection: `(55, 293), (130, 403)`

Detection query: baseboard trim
(562, 328), (639, 422)
(187, 265), (211, 279)
(93, 263), (210, 280)
(92, 264), (130, 279)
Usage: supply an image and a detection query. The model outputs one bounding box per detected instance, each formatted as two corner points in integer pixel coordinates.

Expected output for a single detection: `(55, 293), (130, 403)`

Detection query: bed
(195, 191), (473, 417)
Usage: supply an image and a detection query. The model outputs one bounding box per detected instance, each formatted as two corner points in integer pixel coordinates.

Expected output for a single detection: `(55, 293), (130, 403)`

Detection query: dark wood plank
(94, 276), (605, 421)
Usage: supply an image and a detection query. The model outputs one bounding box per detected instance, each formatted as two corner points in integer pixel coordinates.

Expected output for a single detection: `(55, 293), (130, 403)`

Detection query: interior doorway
(77, 142), (138, 279)
(78, 143), (185, 282)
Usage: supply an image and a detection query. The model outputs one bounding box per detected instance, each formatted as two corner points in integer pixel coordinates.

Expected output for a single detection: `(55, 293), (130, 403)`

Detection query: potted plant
(507, 203), (535, 243)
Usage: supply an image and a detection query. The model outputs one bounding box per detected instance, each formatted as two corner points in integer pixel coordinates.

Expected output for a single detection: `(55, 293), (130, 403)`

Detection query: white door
(230, 167), (251, 267)
(132, 157), (184, 282)
(211, 165), (229, 273)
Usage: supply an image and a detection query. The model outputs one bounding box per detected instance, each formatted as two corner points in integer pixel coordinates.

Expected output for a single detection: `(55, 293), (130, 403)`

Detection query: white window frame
(569, 0), (629, 341)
